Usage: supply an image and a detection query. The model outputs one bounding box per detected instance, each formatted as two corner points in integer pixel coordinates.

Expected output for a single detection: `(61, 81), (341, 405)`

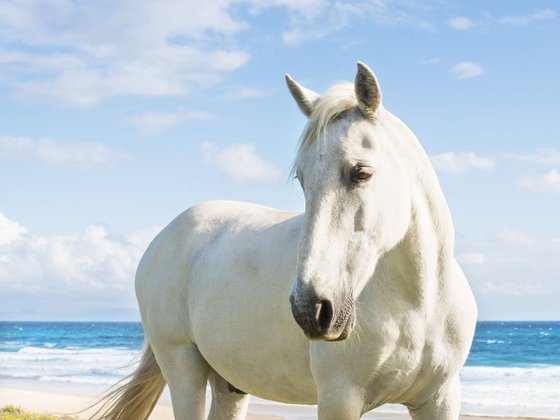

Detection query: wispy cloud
(420, 57), (441, 65)
(0, 136), (127, 168)
(220, 86), (270, 101)
(517, 169), (560, 194)
(126, 109), (215, 135)
(279, 1), (355, 46)
(283, 27), (328, 46)
(498, 228), (560, 254)
(280, 0), (436, 46)
(446, 9), (556, 32)
(246, 0), (327, 19)
(201, 142), (281, 183)
(498, 9), (556, 26)
(511, 148), (560, 166)
(450, 62), (485, 79)
(430, 152), (495, 175)
(447, 16), (476, 30)
(457, 253), (485, 265)
(491, 228), (560, 297)
(456, 229), (560, 304)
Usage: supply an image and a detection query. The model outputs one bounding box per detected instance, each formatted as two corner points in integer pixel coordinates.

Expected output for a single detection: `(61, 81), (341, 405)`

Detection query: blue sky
(0, 0), (558, 321)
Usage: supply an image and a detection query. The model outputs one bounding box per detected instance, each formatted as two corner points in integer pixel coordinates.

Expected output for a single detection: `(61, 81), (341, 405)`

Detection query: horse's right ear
(285, 74), (320, 118)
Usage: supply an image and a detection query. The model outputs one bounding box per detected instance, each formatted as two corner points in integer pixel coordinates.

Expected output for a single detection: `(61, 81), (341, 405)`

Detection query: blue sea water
(0, 322), (143, 388)
(1, 321), (559, 418)
(467, 321), (560, 367)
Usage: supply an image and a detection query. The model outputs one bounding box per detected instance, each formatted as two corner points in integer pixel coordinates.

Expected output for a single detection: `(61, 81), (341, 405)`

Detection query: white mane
(292, 82), (357, 174)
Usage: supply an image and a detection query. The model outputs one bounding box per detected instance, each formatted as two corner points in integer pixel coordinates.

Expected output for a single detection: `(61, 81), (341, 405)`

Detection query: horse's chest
(358, 330), (458, 409)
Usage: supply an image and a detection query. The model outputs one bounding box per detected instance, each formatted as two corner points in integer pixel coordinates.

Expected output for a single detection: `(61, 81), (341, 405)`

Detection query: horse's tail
(89, 343), (166, 419)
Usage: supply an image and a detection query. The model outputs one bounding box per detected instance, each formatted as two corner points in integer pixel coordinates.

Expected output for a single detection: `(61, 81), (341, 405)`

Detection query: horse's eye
(351, 165), (373, 184)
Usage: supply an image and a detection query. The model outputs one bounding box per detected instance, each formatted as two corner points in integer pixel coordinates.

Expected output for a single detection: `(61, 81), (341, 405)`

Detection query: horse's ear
(285, 74), (320, 118)
(355, 62), (382, 119)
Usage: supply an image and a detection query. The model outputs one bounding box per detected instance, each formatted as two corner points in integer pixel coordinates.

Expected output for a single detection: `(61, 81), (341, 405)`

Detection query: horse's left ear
(355, 61), (382, 119)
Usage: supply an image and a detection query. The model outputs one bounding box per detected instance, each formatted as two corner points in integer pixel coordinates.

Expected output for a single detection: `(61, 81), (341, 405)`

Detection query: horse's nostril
(315, 300), (333, 332)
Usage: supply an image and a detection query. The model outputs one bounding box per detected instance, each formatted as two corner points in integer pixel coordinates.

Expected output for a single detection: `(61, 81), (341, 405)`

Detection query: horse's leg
(316, 382), (364, 420)
(152, 342), (210, 420)
(408, 375), (461, 420)
(207, 370), (250, 420)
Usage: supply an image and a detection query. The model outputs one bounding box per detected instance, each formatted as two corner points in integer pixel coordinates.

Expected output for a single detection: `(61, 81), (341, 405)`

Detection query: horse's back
(136, 200), (298, 334)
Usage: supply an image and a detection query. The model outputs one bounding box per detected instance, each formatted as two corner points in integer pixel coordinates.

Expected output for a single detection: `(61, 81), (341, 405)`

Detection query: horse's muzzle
(289, 292), (356, 341)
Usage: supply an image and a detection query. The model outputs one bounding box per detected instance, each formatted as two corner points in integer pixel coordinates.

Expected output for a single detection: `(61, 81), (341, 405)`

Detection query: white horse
(94, 62), (477, 420)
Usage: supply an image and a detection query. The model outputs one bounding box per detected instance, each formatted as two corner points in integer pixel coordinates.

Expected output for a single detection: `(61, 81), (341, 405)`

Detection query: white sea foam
(460, 366), (560, 419)
(1, 347), (559, 418)
(38, 375), (117, 385)
(0, 346), (139, 388)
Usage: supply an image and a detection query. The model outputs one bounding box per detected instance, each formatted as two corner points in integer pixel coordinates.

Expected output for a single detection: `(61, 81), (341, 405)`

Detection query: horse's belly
(197, 332), (317, 404)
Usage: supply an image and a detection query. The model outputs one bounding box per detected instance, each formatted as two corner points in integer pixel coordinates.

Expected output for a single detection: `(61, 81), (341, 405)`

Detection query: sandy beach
(0, 387), (546, 420)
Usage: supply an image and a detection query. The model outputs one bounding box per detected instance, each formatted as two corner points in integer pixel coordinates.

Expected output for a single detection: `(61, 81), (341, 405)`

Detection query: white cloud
(0, 136), (127, 168)
(498, 9), (556, 26)
(283, 27), (329, 46)
(450, 62), (485, 80)
(0, 1), (441, 103)
(127, 109), (215, 135)
(447, 16), (475, 30)
(430, 152), (495, 175)
(220, 86), (270, 101)
(517, 169), (560, 194)
(201, 142), (281, 183)
(457, 253), (485, 265)
(0, 1), (251, 106)
(512, 148), (560, 166)
(13, 47), (250, 107)
(0, 219), (160, 293)
(0, 213), (27, 246)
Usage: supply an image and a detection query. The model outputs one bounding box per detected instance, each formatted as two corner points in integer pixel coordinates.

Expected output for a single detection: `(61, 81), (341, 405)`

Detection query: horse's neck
(380, 203), (454, 316)
(380, 122), (456, 311)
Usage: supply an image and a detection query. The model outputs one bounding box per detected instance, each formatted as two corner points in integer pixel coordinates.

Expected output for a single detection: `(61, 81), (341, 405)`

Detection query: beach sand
(0, 387), (545, 420)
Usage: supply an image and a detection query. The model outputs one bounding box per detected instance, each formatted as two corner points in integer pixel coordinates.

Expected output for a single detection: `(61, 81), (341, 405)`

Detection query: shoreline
(0, 386), (552, 420)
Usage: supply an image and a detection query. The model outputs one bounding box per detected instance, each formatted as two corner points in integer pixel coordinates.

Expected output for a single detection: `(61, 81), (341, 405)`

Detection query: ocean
(1, 321), (559, 418)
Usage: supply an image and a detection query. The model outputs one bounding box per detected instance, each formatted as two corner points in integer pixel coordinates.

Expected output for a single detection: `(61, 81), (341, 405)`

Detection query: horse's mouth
(321, 309), (356, 341)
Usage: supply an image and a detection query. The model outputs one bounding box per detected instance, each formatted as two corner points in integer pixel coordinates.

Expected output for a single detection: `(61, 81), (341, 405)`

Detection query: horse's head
(287, 62), (413, 341)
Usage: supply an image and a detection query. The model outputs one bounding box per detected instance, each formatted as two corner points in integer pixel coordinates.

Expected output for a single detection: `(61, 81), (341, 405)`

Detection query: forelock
(292, 82), (357, 174)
